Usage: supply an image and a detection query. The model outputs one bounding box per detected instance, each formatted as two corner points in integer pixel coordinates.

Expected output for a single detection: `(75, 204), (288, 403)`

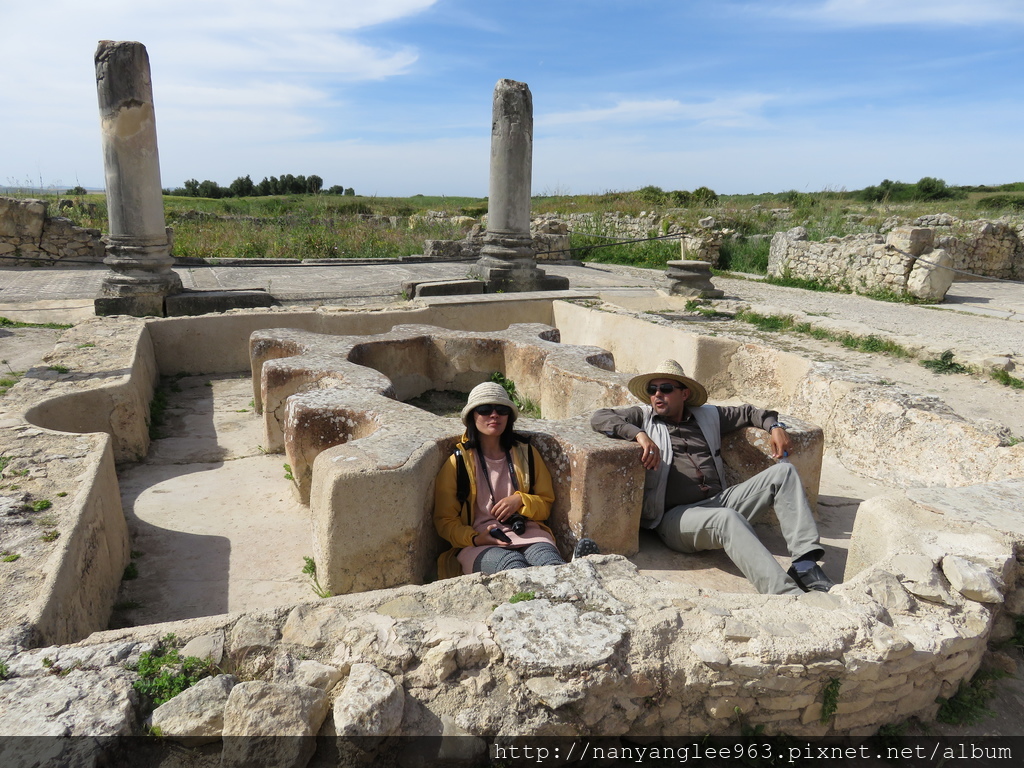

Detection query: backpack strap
(454, 447), (470, 523)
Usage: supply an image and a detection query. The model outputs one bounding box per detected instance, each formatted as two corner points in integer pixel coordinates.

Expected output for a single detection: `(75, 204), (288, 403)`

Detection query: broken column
(94, 40), (181, 317)
(471, 79), (569, 292)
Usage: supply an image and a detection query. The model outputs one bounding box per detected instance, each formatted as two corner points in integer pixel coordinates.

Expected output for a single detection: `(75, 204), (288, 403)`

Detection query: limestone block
(230, 617), (280, 655)
(691, 642), (730, 668)
(941, 555), (1004, 603)
(181, 631), (225, 665)
(906, 248), (954, 300)
(222, 681), (329, 768)
(0, 668), (136, 736)
(149, 674), (237, 746)
(863, 570), (915, 615)
(279, 660), (344, 692)
(0, 196), (46, 239)
(332, 663), (404, 739)
(887, 227), (934, 257)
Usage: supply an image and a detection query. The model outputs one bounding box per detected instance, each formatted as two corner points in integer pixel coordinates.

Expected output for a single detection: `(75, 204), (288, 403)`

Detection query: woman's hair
(464, 409), (523, 452)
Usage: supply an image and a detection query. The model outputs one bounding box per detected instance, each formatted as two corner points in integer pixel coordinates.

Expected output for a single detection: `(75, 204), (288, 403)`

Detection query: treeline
(163, 174), (355, 199)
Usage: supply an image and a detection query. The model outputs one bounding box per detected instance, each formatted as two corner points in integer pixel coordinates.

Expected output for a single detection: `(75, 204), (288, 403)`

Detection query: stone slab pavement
(0, 260), (1021, 351)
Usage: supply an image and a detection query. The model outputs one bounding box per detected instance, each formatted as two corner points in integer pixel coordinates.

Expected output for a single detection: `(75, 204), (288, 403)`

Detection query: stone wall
(768, 226), (955, 300)
(769, 219), (1024, 297)
(0, 196), (105, 266)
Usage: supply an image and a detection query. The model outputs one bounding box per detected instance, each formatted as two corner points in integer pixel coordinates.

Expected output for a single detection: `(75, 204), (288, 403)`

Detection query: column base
(469, 256), (570, 293)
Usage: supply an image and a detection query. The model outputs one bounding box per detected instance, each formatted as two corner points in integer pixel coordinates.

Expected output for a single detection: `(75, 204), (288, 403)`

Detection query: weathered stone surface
(231, 616), (280, 654)
(891, 553), (953, 604)
(0, 668), (136, 736)
(149, 673), (238, 745)
(906, 247), (954, 300)
(332, 662), (404, 738)
(941, 555), (1004, 603)
(488, 598), (630, 673)
(181, 631), (225, 664)
(221, 681), (329, 768)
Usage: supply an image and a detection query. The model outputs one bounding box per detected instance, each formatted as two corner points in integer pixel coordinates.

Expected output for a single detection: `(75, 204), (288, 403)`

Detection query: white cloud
(539, 95), (776, 130)
(779, 0), (1024, 26)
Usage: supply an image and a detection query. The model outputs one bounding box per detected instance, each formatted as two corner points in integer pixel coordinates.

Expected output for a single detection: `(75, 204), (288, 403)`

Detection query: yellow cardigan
(433, 438), (555, 579)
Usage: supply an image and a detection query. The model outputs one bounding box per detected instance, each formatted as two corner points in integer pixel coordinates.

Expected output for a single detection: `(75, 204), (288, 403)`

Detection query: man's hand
(491, 493), (525, 522)
(636, 432), (661, 470)
(769, 427), (793, 459)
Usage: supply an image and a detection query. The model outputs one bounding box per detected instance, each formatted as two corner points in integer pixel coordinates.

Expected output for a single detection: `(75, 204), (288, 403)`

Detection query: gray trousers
(655, 463), (821, 595)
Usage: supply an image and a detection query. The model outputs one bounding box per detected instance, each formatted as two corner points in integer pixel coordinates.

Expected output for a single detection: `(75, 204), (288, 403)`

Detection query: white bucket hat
(627, 359), (708, 406)
(460, 381), (519, 425)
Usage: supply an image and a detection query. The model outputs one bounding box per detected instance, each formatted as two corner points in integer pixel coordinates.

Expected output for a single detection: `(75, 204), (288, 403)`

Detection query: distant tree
(343, 187), (355, 196)
(915, 176), (953, 201)
(183, 179), (200, 197)
(255, 177), (271, 196)
(197, 179), (226, 199)
(637, 185), (666, 205)
(691, 186), (719, 205)
(68, 185), (88, 196)
(229, 174), (255, 197)
(667, 190), (691, 206)
(306, 175), (323, 194)
(326, 185), (345, 195)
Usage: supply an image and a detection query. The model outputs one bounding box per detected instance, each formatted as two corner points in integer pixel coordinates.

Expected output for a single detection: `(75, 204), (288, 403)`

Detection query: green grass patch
(737, 311), (913, 358)
(936, 669), (1006, 725)
(122, 562), (139, 580)
(0, 317), (73, 330)
(27, 499), (52, 512)
(2, 552), (20, 563)
(489, 371), (541, 418)
(130, 634), (216, 710)
(991, 369), (1024, 390)
(717, 237), (770, 274)
(39, 530), (60, 542)
(509, 591), (536, 604)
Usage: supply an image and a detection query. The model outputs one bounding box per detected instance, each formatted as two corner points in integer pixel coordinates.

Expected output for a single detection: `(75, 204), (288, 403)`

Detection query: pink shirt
(456, 451), (555, 574)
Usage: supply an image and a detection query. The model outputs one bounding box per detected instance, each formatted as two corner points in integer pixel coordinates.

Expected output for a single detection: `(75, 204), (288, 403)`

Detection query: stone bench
(250, 322), (824, 594)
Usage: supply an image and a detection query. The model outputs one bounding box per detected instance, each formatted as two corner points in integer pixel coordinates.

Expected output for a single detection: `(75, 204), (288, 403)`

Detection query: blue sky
(2, 0), (1023, 197)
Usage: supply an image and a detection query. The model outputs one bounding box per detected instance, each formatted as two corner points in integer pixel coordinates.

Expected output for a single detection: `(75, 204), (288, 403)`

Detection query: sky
(2, 0), (1023, 197)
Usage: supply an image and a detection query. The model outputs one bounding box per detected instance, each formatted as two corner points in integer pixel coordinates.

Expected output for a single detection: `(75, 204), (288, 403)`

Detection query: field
(14, 185), (1024, 273)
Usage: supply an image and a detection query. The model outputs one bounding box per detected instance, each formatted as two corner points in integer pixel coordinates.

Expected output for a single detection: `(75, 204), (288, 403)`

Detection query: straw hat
(460, 381), (519, 424)
(627, 360), (708, 406)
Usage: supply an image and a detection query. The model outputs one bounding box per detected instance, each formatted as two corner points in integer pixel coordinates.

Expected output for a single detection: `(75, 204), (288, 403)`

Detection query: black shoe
(573, 538), (600, 560)
(787, 564), (835, 593)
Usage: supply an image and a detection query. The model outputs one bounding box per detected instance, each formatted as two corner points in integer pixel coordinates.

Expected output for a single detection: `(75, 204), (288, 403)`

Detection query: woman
(434, 381), (597, 578)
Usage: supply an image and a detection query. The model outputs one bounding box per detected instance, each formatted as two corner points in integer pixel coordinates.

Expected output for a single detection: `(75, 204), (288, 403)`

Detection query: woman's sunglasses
(646, 383), (685, 395)
(473, 404), (513, 417)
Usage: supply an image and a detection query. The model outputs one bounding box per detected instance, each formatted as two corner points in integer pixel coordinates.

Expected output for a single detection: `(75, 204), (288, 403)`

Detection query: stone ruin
(0, 196), (105, 266)
(769, 220), (1024, 300)
(1, 294), (1023, 765)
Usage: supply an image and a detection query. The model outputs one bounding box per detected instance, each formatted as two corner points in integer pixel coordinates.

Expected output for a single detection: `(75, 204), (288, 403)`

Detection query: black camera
(506, 514), (528, 535)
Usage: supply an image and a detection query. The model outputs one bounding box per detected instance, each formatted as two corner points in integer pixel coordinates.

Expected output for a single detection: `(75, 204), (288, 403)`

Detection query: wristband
(767, 422), (788, 434)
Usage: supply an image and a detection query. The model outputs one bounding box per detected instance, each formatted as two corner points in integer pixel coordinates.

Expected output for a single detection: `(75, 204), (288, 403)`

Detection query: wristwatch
(767, 422), (788, 434)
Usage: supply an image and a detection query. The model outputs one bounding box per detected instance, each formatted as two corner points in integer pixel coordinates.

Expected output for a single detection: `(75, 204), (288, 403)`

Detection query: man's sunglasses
(646, 383), (685, 395)
(473, 404), (513, 417)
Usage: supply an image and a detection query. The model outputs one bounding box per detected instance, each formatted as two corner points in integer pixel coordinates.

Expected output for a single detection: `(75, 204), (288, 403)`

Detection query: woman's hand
(473, 529), (511, 547)
(490, 493), (525, 522)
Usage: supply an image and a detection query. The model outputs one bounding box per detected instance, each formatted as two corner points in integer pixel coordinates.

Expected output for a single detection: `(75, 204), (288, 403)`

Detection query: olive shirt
(590, 404), (779, 508)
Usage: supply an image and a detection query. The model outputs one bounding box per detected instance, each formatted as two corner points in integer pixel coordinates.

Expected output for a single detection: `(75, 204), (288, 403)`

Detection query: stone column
(471, 79), (568, 292)
(94, 40), (181, 317)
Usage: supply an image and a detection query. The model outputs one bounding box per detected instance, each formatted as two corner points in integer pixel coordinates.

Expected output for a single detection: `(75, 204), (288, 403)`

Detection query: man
(591, 359), (835, 595)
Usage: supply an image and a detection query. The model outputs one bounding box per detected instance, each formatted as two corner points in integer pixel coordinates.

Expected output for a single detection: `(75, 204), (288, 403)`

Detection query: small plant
(129, 634), (215, 710)
(56, 491), (68, 497)
(489, 371), (541, 418)
(509, 590), (536, 604)
(122, 562), (139, 580)
(39, 530), (60, 542)
(302, 556), (332, 598)
(921, 350), (968, 375)
(47, 365), (70, 374)
(41, 657), (54, 669)
(0, 659), (8, 680)
(76, 343), (96, 349)
(283, 463), (294, 481)
(991, 368), (1024, 390)
(820, 677), (841, 723)
(936, 669), (1006, 725)
(27, 499), (52, 512)
(2, 552), (20, 563)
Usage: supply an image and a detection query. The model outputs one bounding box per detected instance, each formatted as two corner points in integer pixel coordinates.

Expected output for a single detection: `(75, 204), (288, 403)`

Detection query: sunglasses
(473, 404), (513, 417)
(646, 383), (685, 396)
